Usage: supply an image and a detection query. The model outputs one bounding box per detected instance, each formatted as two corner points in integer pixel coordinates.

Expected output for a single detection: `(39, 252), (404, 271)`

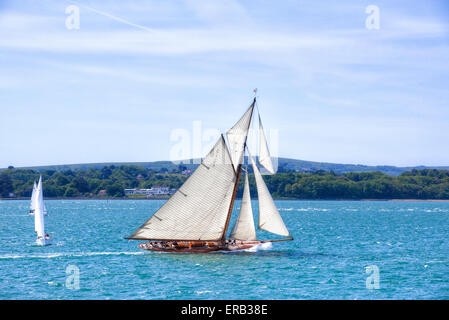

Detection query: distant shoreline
(389, 199), (449, 202)
(2, 198), (449, 201)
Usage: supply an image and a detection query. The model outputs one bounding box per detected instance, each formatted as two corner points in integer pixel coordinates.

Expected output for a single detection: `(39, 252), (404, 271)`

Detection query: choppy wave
(279, 207), (330, 212)
(0, 251), (145, 260)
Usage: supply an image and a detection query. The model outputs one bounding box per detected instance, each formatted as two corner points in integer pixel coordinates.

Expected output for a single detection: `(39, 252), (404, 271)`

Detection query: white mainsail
(249, 150), (290, 237)
(258, 114), (275, 174)
(36, 176), (47, 216)
(34, 176), (51, 246)
(34, 180), (46, 239)
(29, 181), (37, 214)
(129, 136), (237, 240)
(226, 101), (255, 171)
(230, 172), (257, 241)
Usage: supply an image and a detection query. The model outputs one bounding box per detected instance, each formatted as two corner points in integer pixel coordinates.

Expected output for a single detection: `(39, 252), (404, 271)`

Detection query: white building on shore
(124, 186), (176, 198)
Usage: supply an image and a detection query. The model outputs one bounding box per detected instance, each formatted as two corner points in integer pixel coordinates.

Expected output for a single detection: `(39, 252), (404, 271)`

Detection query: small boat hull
(36, 237), (52, 246)
(29, 211), (47, 216)
(138, 239), (264, 253)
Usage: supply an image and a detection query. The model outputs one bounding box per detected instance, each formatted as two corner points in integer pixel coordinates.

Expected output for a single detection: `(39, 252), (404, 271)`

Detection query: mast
(221, 98), (256, 239)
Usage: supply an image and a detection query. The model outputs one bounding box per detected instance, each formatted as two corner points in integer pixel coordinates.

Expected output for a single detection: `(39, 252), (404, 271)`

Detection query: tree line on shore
(0, 165), (448, 200)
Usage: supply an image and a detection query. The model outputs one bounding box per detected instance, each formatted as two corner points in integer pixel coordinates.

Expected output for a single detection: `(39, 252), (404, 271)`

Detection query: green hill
(1, 164), (449, 200)
(2, 158), (448, 176)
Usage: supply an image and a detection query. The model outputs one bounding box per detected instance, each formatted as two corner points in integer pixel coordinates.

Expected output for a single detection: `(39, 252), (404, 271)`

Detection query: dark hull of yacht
(138, 239), (263, 253)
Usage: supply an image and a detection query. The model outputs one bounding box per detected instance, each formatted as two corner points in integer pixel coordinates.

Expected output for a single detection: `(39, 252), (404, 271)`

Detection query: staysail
(230, 172), (257, 241)
(258, 114), (275, 174)
(249, 150), (290, 237)
(226, 100), (255, 171)
(128, 135), (237, 240)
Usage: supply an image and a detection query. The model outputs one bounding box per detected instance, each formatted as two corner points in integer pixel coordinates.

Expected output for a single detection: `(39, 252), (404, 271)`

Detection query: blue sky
(0, 0), (448, 168)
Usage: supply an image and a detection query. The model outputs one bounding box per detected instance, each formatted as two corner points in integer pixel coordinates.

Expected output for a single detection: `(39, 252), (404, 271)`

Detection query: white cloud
(183, 0), (251, 26)
(1, 1), (449, 167)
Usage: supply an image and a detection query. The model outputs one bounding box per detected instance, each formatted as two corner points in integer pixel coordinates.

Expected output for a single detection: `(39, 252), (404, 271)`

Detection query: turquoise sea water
(1, 199), (448, 300)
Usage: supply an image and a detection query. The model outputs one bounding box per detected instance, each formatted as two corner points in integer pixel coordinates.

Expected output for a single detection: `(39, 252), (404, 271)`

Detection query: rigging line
(221, 100), (255, 239)
(247, 99), (258, 165)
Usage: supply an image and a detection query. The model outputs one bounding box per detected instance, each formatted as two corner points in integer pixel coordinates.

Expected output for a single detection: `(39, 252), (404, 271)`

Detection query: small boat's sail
(258, 114), (275, 174)
(230, 172), (257, 241)
(29, 181), (37, 215)
(226, 101), (255, 171)
(32, 176), (47, 216)
(249, 150), (290, 237)
(128, 136), (237, 241)
(34, 192), (45, 239)
(34, 177), (51, 246)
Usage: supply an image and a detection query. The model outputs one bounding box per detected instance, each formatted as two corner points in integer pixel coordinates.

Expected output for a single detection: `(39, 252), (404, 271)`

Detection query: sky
(0, 0), (448, 168)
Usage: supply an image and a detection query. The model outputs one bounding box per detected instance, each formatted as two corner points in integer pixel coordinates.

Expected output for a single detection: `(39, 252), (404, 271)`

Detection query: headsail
(249, 150), (290, 237)
(258, 114), (275, 174)
(230, 172), (257, 241)
(128, 136), (236, 241)
(30, 181), (37, 213)
(226, 100), (255, 171)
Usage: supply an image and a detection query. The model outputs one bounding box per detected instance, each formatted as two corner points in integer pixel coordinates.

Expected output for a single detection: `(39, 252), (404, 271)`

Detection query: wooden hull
(138, 239), (264, 253)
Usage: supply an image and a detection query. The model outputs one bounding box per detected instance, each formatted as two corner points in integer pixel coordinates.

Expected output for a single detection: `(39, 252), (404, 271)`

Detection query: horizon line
(2, 157), (449, 171)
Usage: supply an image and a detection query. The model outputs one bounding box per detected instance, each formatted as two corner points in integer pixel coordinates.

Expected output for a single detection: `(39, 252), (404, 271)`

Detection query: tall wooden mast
(221, 98), (255, 239)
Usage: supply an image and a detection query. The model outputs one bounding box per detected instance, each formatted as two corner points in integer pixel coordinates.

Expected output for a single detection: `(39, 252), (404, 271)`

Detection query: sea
(1, 199), (448, 300)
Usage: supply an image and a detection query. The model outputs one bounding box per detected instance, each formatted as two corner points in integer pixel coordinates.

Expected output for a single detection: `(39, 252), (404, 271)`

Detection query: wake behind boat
(127, 97), (293, 252)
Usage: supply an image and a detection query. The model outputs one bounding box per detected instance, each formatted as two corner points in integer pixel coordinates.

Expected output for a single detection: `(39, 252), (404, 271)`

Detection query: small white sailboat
(34, 176), (51, 246)
(29, 178), (47, 216)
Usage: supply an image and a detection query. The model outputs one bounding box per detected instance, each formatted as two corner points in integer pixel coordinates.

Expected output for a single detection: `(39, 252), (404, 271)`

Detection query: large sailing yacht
(127, 97), (293, 252)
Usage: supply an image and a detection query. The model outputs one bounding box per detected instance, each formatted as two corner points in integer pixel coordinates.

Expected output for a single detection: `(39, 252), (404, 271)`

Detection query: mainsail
(249, 150), (290, 237)
(258, 114), (275, 174)
(34, 179), (46, 238)
(36, 176), (47, 215)
(226, 100), (255, 171)
(230, 172), (257, 241)
(128, 136), (237, 240)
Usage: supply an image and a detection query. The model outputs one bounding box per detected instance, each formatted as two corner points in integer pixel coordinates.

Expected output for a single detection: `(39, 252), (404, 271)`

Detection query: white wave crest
(243, 242), (273, 252)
